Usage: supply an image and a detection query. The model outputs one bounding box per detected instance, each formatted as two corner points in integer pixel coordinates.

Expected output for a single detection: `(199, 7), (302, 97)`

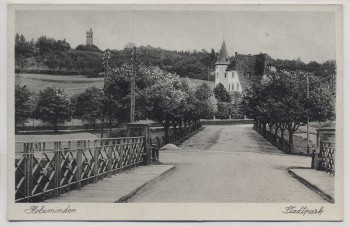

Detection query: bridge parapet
(15, 136), (146, 202)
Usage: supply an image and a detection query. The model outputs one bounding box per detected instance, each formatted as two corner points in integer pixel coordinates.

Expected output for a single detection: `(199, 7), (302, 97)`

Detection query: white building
(214, 40), (275, 94)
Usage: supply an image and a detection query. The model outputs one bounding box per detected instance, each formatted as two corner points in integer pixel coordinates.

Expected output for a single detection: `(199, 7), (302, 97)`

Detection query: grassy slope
(15, 73), (215, 96)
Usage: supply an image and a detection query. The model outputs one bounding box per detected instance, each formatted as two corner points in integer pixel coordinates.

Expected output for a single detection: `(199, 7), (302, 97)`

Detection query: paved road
(128, 125), (327, 203)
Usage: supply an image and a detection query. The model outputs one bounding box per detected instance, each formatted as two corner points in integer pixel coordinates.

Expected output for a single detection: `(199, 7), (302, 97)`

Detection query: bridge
(15, 121), (334, 203)
(15, 121), (201, 202)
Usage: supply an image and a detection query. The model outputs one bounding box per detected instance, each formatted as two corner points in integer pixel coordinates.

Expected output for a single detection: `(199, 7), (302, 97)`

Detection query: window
(237, 84), (239, 90)
(229, 84), (230, 90)
(232, 83), (235, 90)
(232, 73), (235, 79)
(225, 72), (227, 78)
(216, 72), (218, 78)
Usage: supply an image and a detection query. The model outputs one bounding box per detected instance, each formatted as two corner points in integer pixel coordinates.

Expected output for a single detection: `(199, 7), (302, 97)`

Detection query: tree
(35, 36), (56, 55)
(200, 48), (216, 81)
(15, 85), (34, 126)
(34, 87), (73, 131)
(73, 87), (104, 130)
(75, 44), (102, 53)
(213, 83), (232, 102)
(217, 102), (238, 119)
(103, 64), (132, 125)
(193, 83), (217, 119)
(139, 67), (187, 143)
(15, 34), (36, 70)
(175, 79), (197, 131)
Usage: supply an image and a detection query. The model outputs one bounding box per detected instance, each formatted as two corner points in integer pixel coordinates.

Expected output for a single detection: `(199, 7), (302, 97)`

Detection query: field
(15, 74), (104, 96)
(15, 73), (215, 96)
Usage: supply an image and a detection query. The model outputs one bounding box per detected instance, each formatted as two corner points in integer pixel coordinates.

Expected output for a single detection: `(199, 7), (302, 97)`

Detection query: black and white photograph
(5, 2), (344, 222)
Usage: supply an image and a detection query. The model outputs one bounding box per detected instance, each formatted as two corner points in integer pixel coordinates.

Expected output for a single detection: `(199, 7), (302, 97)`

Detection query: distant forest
(15, 34), (336, 81)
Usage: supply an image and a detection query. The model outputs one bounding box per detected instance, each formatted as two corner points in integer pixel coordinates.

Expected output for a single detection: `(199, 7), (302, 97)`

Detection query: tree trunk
(280, 128), (286, 149)
(178, 120), (183, 135)
(262, 122), (266, 137)
(100, 112), (105, 138)
(274, 124), (279, 142)
(288, 128), (296, 153)
(253, 119), (257, 130)
(164, 124), (170, 144)
(172, 121), (177, 140)
(207, 67), (210, 81)
(108, 117), (112, 135)
(54, 122), (58, 132)
(288, 129), (294, 153)
(259, 120), (262, 133)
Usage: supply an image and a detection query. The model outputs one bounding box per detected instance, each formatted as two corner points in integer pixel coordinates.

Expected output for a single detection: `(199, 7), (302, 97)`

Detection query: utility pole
(306, 72), (310, 154)
(130, 46), (136, 123)
(101, 50), (110, 138)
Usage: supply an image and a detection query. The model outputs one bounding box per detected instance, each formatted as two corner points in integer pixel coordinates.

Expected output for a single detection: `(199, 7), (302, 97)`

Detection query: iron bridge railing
(15, 137), (145, 202)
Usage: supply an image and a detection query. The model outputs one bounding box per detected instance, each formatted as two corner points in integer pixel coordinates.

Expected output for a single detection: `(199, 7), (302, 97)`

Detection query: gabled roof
(215, 40), (230, 65)
(226, 59), (237, 71)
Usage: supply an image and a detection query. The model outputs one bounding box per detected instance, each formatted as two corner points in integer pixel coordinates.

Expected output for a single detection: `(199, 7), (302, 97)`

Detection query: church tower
(86, 28), (93, 46)
(215, 40), (230, 87)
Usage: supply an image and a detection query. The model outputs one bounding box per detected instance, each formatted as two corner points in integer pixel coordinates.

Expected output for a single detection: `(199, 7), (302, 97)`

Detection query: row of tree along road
(241, 70), (335, 154)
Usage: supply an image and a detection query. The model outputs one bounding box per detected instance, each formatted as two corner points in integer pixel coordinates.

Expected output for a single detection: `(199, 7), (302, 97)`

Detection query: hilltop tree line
(15, 34), (103, 76)
(273, 58), (336, 78)
(15, 65), (217, 142)
(15, 34), (217, 81)
(15, 33), (335, 81)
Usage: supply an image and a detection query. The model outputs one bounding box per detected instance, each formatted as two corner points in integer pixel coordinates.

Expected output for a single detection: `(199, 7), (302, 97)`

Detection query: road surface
(128, 125), (327, 203)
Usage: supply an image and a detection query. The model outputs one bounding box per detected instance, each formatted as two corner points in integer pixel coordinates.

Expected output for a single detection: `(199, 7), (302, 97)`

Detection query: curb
(288, 169), (334, 203)
(173, 126), (204, 146)
(115, 165), (175, 203)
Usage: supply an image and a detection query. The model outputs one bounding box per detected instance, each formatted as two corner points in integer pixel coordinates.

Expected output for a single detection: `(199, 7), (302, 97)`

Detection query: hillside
(15, 34), (217, 81)
(15, 33), (335, 84)
(15, 73), (215, 96)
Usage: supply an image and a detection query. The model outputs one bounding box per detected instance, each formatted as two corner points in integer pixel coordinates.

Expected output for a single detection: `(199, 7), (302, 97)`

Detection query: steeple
(215, 40), (230, 65)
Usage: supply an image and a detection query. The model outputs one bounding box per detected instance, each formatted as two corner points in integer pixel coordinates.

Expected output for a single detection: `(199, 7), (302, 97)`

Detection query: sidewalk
(45, 164), (175, 203)
(288, 168), (334, 203)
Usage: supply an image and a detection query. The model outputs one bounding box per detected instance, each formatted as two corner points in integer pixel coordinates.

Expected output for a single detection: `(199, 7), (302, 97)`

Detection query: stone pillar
(126, 123), (152, 165)
(313, 127), (335, 170)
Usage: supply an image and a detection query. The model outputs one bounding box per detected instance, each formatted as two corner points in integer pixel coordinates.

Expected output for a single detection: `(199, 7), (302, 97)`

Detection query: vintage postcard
(7, 3), (343, 221)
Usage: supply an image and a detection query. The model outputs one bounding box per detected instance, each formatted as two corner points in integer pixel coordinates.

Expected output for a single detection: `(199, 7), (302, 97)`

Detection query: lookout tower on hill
(86, 28), (93, 46)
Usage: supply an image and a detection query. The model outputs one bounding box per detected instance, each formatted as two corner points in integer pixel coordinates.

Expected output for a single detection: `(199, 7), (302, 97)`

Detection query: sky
(15, 8), (336, 63)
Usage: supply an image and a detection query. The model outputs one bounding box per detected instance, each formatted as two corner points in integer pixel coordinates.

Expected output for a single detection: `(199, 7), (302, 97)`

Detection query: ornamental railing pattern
(15, 137), (145, 202)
